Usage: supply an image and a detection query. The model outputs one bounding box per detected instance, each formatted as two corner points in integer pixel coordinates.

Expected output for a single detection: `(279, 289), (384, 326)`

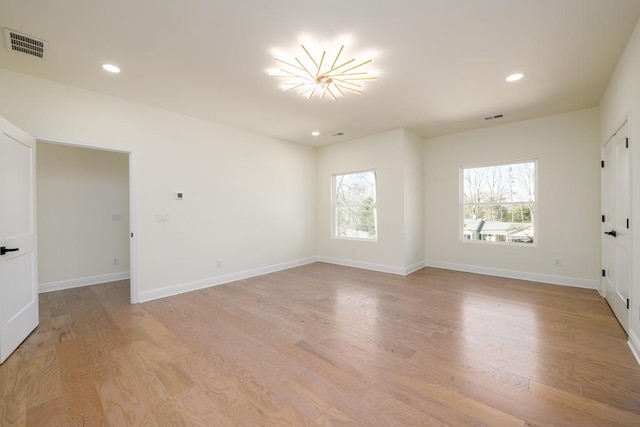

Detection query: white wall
(0, 69), (317, 301)
(403, 130), (425, 269)
(317, 129), (424, 274)
(37, 143), (130, 290)
(600, 16), (640, 361)
(424, 108), (601, 288)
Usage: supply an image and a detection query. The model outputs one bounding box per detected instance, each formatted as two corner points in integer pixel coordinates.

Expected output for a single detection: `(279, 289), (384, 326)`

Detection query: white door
(0, 116), (38, 364)
(602, 122), (631, 334)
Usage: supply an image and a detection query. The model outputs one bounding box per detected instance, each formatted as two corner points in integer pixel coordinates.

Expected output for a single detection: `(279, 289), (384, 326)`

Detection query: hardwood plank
(0, 348), (28, 426)
(96, 373), (158, 426)
(25, 346), (62, 410)
(174, 385), (234, 426)
(56, 339), (108, 426)
(25, 396), (66, 427)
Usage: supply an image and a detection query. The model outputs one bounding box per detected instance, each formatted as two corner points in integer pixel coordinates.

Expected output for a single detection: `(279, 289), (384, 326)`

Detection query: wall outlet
(352, 248), (356, 255)
(216, 259), (223, 268)
(554, 258), (561, 267)
(112, 257), (119, 266)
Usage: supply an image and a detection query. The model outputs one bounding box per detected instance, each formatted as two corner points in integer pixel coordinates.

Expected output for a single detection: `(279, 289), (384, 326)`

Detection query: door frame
(36, 137), (138, 304)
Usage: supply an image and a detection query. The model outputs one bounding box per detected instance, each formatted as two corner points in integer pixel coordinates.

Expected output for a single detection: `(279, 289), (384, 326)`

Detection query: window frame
(460, 159), (538, 246)
(332, 169), (378, 241)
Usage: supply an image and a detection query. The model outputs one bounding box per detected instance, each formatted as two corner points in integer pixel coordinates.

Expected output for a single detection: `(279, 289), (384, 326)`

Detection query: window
(461, 161), (536, 244)
(333, 170), (377, 240)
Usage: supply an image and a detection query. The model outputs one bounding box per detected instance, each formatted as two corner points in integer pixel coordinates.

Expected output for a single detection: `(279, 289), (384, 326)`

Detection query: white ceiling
(1, 0), (639, 147)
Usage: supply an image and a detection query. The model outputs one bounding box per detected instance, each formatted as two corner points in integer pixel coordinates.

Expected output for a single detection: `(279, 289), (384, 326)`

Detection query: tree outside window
(333, 170), (377, 240)
(462, 161), (536, 244)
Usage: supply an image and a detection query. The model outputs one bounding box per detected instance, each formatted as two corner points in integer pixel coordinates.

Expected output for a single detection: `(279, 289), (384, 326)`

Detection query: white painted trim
(138, 257), (318, 303)
(629, 331), (640, 367)
(318, 256), (406, 275)
(39, 272), (130, 293)
(423, 260), (599, 289)
(404, 261), (426, 275)
(128, 150), (139, 303)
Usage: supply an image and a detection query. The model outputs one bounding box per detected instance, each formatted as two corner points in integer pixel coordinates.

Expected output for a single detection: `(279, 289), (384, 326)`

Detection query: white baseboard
(629, 331), (640, 367)
(317, 256), (424, 276)
(137, 257), (318, 303)
(39, 271), (130, 293)
(423, 260), (599, 290)
(404, 261), (426, 275)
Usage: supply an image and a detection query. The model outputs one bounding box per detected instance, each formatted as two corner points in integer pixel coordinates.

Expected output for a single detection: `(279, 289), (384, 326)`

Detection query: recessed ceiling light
(506, 73), (524, 82)
(311, 131), (320, 136)
(102, 63), (121, 73)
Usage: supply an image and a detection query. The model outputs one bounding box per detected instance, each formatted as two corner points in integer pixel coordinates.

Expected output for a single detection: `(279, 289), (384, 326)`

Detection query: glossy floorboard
(1, 263), (640, 426)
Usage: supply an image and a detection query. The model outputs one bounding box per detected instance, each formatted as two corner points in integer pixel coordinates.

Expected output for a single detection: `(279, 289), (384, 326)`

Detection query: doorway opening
(37, 139), (137, 304)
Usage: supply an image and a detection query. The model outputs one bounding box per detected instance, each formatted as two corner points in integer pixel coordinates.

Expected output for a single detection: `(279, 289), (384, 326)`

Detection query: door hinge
(131, 232), (134, 237)
(626, 137), (629, 148)
(628, 218), (630, 229)
(602, 269), (606, 277)
(601, 160), (605, 168)
(602, 215), (606, 223)
(627, 299), (630, 309)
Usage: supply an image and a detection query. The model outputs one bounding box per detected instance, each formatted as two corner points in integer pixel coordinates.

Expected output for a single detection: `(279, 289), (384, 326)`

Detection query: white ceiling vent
(4, 28), (48, 59)
(484, 113), (504, 121)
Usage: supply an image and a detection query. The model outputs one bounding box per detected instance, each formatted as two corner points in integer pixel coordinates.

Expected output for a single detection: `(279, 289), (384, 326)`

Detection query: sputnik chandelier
(269, 43), (376, 100)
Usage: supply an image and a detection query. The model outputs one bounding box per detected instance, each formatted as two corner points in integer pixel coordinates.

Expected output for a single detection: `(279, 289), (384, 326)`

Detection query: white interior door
(602, 123), (631, 334)
(0, 116), (38, 364)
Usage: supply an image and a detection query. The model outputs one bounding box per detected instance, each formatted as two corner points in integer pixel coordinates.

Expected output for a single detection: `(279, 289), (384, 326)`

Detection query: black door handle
(0, 246), (19, 255)
(604, 230), (617, 237)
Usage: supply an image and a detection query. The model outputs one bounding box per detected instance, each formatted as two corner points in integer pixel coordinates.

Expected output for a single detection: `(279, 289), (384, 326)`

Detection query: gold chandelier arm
(274, 57), (305, 72)
(326, 85), (339, 100)
(272, 68), (310, 79)
(301, 45), (320, 69)
(332, 78), (363, 88)
(282, 83), (306, 92)
(335, 84), (363, 94)
(340, 59), (373, 74)
(295, 57), (318, 80)
(341, 77), (377, 81)
(322, 58), (356, 75)
(330, 45), (345, 69)
(316, 51), (326, 78)
(306, 87), (317, 99)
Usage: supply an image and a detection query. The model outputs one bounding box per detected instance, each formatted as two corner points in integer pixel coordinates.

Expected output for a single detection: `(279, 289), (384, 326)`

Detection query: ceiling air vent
(4, 28), (48, 59)
(484, 113), (504, 121)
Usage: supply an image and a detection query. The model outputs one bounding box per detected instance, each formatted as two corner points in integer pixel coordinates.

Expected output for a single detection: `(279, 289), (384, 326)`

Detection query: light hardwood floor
(1, 263), (640, 426)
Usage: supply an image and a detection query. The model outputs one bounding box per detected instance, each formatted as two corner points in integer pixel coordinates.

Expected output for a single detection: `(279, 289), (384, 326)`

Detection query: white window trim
(459, 159), (538, 246)
(332, 169), (378, 241)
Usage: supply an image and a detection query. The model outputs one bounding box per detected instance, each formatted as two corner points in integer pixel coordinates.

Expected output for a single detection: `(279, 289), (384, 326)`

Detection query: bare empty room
(2, 1), (640, 425)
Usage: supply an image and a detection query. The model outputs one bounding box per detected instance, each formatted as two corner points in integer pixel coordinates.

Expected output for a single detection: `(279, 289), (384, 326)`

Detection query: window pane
(463, 204), (534, 243)
(335, 172), (376, 206)
(334, 171), (377, 240)
(462, 161), (536, 245)
(463, 162), (535, 204)
(336, 205), (376, 238)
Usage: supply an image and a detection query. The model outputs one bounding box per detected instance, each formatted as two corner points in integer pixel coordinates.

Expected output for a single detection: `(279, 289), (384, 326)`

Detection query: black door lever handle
(0, 246), (19, 255)
(604, 230), (617, 237)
